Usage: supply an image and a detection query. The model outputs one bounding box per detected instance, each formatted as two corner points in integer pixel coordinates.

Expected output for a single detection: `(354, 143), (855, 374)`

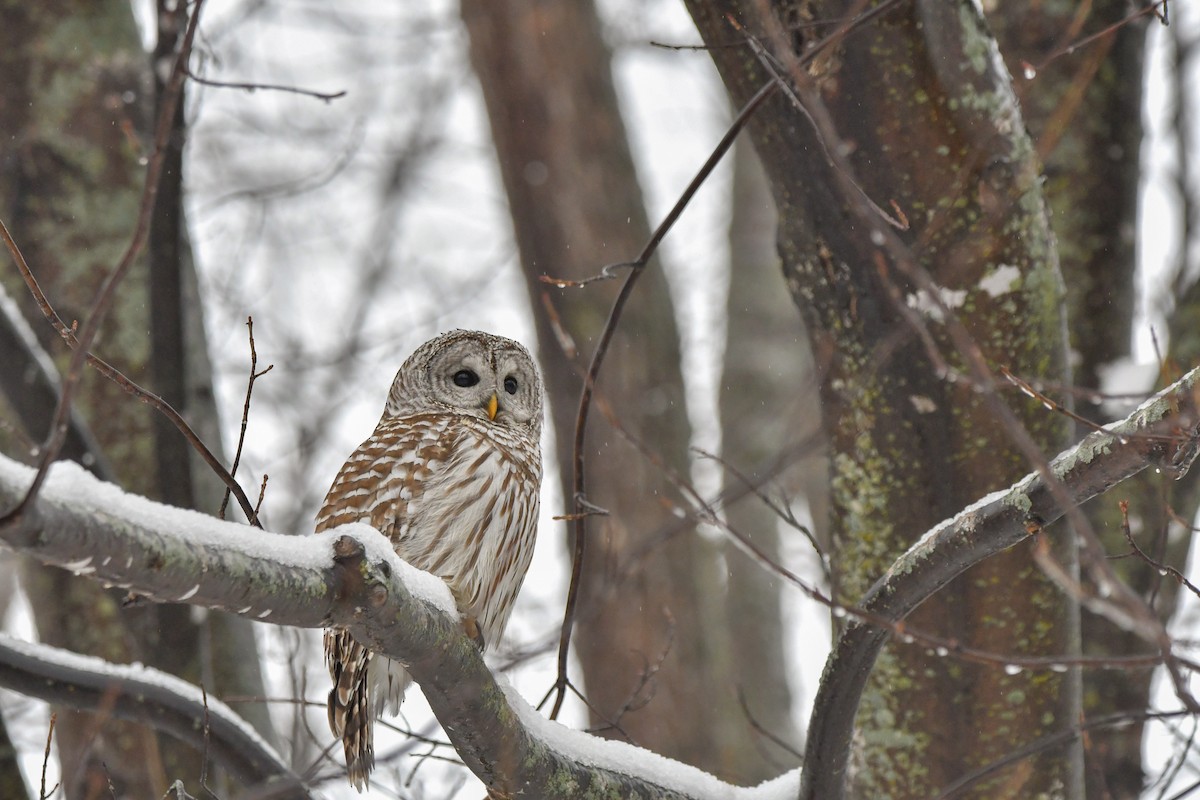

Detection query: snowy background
(4, 0), (1197, 796)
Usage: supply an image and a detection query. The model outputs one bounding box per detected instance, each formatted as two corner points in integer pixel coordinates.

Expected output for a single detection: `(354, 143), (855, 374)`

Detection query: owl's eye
(503, 376), (519, 395)
(453, 369), (479, 387)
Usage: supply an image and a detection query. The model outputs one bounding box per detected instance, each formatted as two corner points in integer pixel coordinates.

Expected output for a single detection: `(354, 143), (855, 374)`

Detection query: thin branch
(182, 66), (347, 102)
(1121, 499), (1200, 601)
(220, 316), (273, 522)
(40, 712), (57, 800)
(0, 217), (261, 525)
(935, 708), (1188, 800)
(0, 0), (265, 527)
(548, 71), (776, 721)
(548, 0), (904, 720)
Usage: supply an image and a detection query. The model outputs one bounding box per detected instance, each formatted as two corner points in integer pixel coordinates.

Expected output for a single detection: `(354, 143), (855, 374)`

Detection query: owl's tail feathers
(326, 629), (375, 791)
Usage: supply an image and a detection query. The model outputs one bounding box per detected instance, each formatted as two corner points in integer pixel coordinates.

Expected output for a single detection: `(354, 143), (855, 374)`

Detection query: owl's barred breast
(317, 412), (540, 645)
(321, 330), (543, 789)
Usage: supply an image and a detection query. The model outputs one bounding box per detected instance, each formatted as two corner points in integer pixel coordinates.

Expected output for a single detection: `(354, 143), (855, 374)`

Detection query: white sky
(7, 0), (1197, 797)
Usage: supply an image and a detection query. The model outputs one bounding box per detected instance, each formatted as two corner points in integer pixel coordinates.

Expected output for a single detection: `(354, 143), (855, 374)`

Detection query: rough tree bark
(687, 2), (1078, 797)
(461, 0), (745, 778)
(988, 6), (1175, 795)
(0, 1), (272, 795)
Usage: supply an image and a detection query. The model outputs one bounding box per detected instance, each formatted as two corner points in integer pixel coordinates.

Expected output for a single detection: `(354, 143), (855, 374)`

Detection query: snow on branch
(0, 368), (1195, 798)
(801, 366), (1200, 800)
(0, 634), (302, 794)
(0, 455), (798, 798)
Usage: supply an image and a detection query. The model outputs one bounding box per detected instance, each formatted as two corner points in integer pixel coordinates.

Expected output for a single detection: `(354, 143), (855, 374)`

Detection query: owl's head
(385, 330), (543, 433)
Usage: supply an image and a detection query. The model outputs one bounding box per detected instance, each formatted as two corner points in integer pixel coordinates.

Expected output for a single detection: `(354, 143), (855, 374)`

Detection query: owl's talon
(463, 616), (486, 650)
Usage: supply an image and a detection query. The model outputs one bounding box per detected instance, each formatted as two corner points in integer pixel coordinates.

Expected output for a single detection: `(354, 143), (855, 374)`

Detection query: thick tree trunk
(687, 2), (1079, 797)
(0, 1), (273, 794)
(987, 7), (1168, 796)
(461, 0), (744, 778)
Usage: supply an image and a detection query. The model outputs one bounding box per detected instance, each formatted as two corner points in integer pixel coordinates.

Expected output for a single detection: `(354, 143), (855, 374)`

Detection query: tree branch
(0, 635), (303, 796)
(0, 458), (774, 798)
(0, 366), (1195, 798)
(0, 284), (115, 482)
(801, 366), (1200, 800)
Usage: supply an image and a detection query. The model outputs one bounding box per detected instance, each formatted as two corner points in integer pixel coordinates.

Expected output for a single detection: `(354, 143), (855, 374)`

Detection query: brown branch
(0, 284), (116, 482)
(0, 218), (261, 525)
(220, 316), (273, 523)
(548, 70), (776, 721)
(182, 66), (347, 102)
(0, 1), (259, 533)
(1, 0), (208, 524)
(597, 383), (1168, 678)
(934, 709), (1187, 800)
(40, 712), (56, 800)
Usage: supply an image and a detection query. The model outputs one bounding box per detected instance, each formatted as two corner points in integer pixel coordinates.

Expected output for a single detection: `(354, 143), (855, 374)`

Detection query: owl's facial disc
(386, 330), (542, 432)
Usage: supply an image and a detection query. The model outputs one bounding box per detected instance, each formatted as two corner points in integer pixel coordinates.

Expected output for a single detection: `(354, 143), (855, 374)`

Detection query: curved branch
(0, 364), (1194, 799)
(0, 458), (783, 798)
(800, 366), (1200, 800)
(0, 284), (115, 482)
(0, 636), (303, 796)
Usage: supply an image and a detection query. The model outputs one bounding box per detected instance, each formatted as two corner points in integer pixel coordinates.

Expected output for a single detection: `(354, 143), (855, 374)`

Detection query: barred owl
(317, 330), (543, 790)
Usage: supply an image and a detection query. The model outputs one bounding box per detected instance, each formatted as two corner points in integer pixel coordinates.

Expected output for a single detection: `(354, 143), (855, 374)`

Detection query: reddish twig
(548, 0), (930, 720)
(219, 316), (273, 523)
(1031, 0), (1169, 74)
(1, 0), (207, 524)
(0, 218), (260, 525)
(40, 711), (57, 800)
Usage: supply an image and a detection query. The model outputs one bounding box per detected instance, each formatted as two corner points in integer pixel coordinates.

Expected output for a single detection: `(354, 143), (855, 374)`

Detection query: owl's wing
(315, 414), (457, 543)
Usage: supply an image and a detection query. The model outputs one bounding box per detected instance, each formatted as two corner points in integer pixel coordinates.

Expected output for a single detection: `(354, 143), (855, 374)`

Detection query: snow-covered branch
(0, 368), (1195, 798)
(0, 635), (303, 795)
(802, 366), (1200, 800)
(0, 456), (797, 798)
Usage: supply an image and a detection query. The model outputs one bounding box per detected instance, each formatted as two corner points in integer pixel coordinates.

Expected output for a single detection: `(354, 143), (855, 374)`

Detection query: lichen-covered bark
(987, 6), (1164, 794)
(0, 1), (273, 793)
(686, 1), (1077, 796)
(801, 364), (1200, 799)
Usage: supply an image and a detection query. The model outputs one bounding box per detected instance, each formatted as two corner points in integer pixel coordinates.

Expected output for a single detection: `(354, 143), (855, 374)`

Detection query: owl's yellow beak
(485, 393), (499, 420)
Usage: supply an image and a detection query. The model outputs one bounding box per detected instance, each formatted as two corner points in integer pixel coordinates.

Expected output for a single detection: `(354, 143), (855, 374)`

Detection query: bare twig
(548, 0), (903, 721)
(548, 69), (776, 722)
(183, 66), (347, 102)
(1120, 499), (1200, 602)
(0, 218), (260, 525)
(219, 316), (273, 523)
(1031, 0), (1169, 74)
(736, 685), (805, 764)
(40, 711), (57, 800)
